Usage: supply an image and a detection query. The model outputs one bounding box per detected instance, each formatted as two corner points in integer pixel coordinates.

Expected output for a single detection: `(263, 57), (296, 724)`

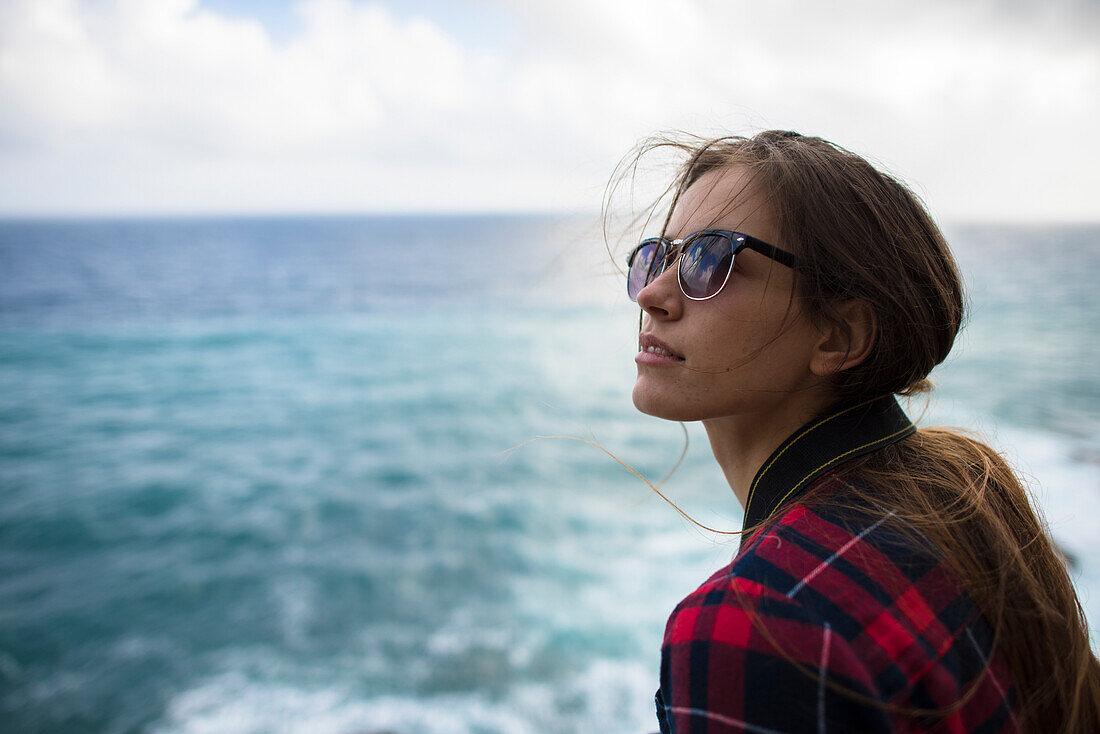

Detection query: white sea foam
(151, 658), (656, 734)
(914, 396), (1100, 645)
(994, 424), (1100, 646)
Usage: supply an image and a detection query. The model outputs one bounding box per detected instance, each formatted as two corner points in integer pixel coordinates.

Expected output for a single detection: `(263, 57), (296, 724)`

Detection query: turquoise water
(1, 217), (1097, 733)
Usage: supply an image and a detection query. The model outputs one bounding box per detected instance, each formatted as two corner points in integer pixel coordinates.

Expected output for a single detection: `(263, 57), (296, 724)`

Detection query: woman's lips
(637, 333), (685, 365)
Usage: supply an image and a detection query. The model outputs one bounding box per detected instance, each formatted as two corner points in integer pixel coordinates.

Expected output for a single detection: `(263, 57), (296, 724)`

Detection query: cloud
(0, 0), (519, 212)
(1, 0), (474, 156)
(491, 0), (1100, 220)
(0, 0), (1097, 219)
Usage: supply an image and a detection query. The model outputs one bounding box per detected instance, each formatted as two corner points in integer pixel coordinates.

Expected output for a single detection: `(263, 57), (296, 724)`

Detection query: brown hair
(609, 130), (1100, 732)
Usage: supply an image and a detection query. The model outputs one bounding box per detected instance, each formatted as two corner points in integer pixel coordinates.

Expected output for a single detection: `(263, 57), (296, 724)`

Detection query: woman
(617, 131), (1100, 733)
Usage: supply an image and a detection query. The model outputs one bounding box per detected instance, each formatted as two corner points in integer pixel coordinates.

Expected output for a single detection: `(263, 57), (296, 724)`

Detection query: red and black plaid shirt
(655, 396), (1019, 733)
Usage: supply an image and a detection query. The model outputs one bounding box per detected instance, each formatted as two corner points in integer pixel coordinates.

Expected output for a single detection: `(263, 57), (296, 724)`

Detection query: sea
(1, 215), (1097, 734)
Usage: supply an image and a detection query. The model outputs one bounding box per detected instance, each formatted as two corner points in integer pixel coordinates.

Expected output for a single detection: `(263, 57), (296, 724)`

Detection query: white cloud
(0, 0), (1097, 219)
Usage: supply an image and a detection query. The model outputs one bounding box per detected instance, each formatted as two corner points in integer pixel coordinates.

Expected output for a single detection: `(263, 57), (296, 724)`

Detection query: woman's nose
(635, 262), (683, 321)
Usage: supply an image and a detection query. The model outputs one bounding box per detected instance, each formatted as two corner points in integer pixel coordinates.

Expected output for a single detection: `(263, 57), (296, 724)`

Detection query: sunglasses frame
(627, 229), (799, 302)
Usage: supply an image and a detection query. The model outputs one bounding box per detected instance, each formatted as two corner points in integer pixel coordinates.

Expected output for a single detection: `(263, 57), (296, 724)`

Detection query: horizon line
(0, 209), (1098, 228)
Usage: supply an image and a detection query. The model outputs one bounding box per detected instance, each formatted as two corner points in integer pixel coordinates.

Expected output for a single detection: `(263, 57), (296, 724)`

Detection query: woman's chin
(632, 385), (695, 422)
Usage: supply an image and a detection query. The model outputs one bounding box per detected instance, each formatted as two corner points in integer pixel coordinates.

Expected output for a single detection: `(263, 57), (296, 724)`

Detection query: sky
(0, 0), (1097, 221)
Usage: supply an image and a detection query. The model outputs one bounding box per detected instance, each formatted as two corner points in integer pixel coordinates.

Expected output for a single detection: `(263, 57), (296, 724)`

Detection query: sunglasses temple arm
(746, 239), (798, 269)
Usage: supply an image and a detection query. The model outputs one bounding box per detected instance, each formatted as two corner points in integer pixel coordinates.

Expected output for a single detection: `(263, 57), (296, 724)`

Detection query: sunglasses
(626, 229), (798, 302)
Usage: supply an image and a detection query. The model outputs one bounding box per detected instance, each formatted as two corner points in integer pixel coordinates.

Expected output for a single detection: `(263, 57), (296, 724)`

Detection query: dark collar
(740, 394), (915, 548)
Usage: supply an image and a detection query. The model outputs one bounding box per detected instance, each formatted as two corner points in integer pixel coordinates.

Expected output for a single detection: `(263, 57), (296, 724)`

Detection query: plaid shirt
(655, 396), (1019, 733)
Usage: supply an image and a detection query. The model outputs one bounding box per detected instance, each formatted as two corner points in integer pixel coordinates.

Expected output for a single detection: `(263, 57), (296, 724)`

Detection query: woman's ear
(810, 300), (877, 377)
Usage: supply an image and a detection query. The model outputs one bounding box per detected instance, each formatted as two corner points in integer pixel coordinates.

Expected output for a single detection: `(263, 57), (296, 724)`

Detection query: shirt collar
(740, 394), (915, 547)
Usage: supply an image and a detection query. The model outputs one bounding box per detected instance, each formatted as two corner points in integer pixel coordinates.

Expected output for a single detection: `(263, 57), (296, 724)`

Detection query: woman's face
(632, 166), (826, 424)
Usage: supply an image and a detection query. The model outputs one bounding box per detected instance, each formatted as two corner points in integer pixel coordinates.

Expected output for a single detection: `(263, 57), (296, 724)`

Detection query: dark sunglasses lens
(680, 233), (733, 299)
(627, 241), (665, 301)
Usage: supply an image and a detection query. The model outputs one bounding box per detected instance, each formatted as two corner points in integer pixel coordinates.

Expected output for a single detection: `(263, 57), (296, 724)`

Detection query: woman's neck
(703, 390), (837, 508)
